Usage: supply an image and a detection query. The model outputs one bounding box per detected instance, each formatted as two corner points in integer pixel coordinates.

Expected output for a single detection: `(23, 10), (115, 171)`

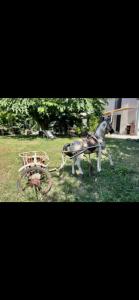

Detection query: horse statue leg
(72, 158), (76, 175)
(75, 155), (84, 175)
(97, 144), (102, 172)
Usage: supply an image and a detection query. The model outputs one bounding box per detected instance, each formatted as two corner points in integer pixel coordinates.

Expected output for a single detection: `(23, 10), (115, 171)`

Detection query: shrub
(88, 115), (99, 133)
(75, 127), (82, 136)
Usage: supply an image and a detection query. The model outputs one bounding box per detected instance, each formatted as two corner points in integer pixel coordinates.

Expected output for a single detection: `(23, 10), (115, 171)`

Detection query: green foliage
(88, 115), (99, 132)
(75, 127), (82, 136)
(0, 98), (108, 132)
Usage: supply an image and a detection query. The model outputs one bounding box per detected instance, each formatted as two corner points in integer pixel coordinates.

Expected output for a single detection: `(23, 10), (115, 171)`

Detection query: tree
(0, 98), (108, 132)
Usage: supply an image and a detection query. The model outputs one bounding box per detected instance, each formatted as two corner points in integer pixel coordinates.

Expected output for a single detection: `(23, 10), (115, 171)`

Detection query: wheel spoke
(17, 166), (52, 201)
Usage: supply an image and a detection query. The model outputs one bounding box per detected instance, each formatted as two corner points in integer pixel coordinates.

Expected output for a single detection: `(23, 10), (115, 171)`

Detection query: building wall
(105, 98), (139, 135)
(105, 99), (116, 111)
(128, 110), (136, 123)
(121, 99), (138, 134)
(120, 110), (129, 134)
(121, 98), (138, 109)
(112, 115), (117, 131)
(105, 98), (138, 111)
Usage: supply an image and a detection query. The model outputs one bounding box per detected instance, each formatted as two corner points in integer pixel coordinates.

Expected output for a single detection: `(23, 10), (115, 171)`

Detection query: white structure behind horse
(105, 98), (139, 136)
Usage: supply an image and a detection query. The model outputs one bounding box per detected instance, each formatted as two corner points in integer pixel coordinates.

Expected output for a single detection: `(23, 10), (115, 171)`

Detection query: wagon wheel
(17, 166), (52, 201)
(36, 169), (52, 196)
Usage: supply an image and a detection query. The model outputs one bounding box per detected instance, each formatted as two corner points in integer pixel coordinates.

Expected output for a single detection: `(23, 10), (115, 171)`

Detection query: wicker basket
(19, 151), (49, 166)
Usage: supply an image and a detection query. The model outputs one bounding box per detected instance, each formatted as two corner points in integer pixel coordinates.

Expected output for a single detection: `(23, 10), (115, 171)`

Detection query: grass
(0, 136), (139, 202)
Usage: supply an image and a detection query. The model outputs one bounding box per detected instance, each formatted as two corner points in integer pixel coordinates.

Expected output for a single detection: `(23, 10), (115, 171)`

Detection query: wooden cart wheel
(17, 166), (52, 201)
(37, 169), (52, 196)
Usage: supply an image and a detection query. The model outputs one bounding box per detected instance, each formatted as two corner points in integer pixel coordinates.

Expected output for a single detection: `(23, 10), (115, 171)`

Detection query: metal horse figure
(59, 116), (115, 175)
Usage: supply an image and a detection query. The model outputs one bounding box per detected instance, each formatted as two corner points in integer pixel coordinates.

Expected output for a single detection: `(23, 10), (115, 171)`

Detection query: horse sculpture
(59, 116), (115, 176)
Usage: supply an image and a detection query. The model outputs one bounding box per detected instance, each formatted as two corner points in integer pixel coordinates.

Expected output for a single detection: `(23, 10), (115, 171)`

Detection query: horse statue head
(95, 115), (114, 139)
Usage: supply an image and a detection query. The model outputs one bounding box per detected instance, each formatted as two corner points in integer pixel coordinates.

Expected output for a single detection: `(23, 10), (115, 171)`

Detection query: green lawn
(0, 136), (139, 202)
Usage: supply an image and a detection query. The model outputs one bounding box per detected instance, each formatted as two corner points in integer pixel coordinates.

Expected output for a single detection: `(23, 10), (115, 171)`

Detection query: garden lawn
(0, 136), (139, 202)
